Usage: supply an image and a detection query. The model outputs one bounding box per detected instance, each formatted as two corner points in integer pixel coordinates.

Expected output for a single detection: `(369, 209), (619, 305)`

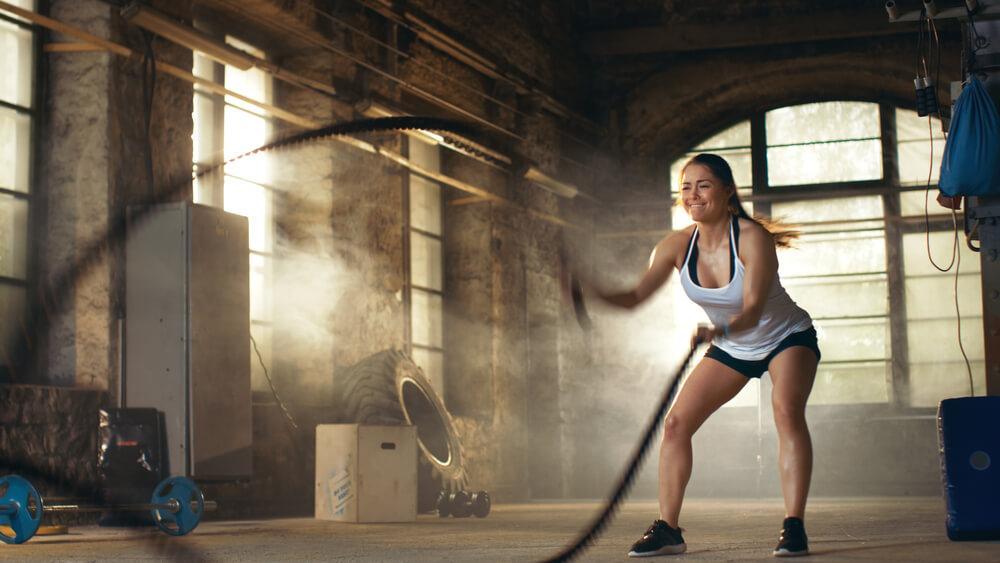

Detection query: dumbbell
(436, 489), (491, 518)
(0, 475), (217, 544)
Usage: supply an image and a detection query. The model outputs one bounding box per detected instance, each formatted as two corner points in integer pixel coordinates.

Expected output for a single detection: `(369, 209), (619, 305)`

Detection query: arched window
(667, 101), (982, 408)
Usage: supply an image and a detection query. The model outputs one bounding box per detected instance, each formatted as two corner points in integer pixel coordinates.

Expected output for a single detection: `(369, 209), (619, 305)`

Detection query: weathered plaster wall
(37, 0), (114, 389)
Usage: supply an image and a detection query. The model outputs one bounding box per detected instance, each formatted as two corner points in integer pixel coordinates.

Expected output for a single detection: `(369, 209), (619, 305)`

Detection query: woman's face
(680, 163), (733, 223)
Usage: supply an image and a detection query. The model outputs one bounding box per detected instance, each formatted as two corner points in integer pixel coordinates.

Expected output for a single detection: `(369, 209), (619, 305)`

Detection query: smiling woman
(664, 102), (984, 409)
(586, 152), (821, 557)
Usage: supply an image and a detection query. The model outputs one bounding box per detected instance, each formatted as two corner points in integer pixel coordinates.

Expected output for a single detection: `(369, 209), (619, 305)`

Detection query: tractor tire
(333, 349), (467, 513)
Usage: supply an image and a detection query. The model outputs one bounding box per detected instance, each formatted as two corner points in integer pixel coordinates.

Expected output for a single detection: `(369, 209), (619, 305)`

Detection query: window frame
(403, 136), (447, 399)
(1, 2), (41, 382)
(190, 31), (276, 391)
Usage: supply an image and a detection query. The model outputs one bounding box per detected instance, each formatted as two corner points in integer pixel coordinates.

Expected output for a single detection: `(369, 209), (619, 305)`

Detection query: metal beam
(969, 197), (1000, 395)
(585, 9), (917, 56)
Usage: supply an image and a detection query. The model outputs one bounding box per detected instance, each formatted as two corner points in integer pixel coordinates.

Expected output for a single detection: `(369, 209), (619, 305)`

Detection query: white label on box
(323, 455), (353, 517)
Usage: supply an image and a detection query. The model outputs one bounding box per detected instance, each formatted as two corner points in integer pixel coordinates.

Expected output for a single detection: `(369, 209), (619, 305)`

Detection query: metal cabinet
(125, 203), (252, 478)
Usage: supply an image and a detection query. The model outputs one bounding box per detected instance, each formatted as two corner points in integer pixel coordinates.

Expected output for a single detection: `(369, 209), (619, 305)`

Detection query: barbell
(0, 475), (217, 544)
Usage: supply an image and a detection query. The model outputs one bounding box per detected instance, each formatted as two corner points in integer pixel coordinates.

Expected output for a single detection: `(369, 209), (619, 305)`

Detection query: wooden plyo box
(315, 424), (418, 523)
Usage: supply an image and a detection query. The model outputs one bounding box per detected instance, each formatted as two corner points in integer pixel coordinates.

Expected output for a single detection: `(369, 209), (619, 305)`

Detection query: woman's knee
(772, 401), (807, 431)
(662, 413), (694, 444)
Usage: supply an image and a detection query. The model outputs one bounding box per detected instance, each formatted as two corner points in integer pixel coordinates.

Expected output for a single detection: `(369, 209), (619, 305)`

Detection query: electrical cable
(931, 16), (941, 114)
(542, 341), (703, 563)
(919, 16), (975, 396)
(936, 15), (973, 395)
(923, 119), (955, 272)
(950, 207), (976, 396)
(141, 30), (157, 200)
(922, 11), (949, 275)
(250, 332), (300, 430)
(916, 11), (926, 79)
(967, 5), (990, 54)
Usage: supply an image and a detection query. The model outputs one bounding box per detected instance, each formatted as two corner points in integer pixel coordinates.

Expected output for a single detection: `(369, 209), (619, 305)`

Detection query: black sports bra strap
(731, 215), (741, 257)
(683, 227), (699, 266)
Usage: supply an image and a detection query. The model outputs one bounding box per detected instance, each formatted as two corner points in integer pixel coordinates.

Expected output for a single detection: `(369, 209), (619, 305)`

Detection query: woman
(596, 153), (820, 558)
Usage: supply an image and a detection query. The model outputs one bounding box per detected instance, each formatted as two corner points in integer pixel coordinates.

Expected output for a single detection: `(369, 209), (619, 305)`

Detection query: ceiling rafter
(585, 8), (918, 56)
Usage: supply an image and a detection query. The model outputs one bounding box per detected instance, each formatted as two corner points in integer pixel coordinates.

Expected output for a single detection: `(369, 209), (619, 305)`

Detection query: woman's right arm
(594, 231), (684, 310)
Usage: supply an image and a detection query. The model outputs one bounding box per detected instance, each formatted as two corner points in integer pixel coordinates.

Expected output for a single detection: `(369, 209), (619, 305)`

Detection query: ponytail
(725, 190), (799, 248)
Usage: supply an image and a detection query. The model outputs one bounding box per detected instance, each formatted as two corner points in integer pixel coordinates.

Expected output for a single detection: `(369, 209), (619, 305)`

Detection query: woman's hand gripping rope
(692, 322), (727, 349)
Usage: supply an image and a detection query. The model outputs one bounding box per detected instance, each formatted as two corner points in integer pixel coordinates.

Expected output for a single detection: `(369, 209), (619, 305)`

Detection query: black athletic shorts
(704, 326), (821, 379)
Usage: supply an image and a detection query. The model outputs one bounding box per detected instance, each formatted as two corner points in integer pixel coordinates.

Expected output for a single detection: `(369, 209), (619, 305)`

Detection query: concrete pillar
(37, 0), (114, 388)
(36, 0), (191, 391)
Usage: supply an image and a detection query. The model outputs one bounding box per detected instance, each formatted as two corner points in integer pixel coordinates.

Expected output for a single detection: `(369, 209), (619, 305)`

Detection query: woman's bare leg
(768, 346), (818, 519)
(659, 357), (749, 527)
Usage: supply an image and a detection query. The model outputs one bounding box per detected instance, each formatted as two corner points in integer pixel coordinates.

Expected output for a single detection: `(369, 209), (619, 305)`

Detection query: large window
(192, 37), (274, 390)
(668, 102), (985, 408)
(0, 0), (35, 377)
(766, 101), (882, 186)
(407, 138), (445, 397)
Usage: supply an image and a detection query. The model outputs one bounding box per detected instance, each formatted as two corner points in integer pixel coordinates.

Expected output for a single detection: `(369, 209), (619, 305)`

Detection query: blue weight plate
(150, 476), (205, 536)
(0, 475), (43, 544)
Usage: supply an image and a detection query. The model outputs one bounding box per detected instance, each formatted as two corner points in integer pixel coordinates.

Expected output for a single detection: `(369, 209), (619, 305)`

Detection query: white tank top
(678, 218), (812, 361)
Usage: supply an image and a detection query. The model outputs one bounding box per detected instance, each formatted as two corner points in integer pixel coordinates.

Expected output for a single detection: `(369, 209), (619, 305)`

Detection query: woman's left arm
(726, 223), (778, 334)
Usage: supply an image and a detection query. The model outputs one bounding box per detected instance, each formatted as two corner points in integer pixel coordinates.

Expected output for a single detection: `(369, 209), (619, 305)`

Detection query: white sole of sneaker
(773, 548), (809, 557)
(627, 543), (687, 557)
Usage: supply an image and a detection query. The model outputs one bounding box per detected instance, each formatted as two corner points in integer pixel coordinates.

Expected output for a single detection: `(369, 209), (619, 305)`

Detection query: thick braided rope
(4, 117), (476, 381)
(543, 343), (702, 563)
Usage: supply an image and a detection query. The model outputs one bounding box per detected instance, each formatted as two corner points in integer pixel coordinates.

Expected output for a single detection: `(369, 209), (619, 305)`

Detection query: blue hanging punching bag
(938, 396), (1000, 540)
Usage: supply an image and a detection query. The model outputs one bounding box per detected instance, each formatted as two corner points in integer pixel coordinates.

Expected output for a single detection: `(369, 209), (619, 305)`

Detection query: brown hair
(679, 153), (799, 248)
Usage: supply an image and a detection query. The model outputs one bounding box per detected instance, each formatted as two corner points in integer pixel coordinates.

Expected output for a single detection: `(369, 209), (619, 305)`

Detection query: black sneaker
(773, 517), (809, 557)
(628, 519), (687, 557)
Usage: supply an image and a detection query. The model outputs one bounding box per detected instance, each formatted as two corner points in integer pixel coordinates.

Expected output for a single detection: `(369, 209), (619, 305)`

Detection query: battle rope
(3, 116), (477, 382)
(543, 341), (704, 563)
(4, 113), (705, 561)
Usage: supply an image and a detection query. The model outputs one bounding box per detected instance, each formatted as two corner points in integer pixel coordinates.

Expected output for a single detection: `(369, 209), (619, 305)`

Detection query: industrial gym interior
(0, 0), (998, 560)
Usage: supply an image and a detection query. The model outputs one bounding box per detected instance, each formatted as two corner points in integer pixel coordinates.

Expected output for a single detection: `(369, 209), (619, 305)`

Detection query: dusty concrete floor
(1, 497), (997, 561)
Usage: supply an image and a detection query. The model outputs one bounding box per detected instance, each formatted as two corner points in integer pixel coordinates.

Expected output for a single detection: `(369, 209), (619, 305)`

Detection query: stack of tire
(333, 349), (467, 512)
